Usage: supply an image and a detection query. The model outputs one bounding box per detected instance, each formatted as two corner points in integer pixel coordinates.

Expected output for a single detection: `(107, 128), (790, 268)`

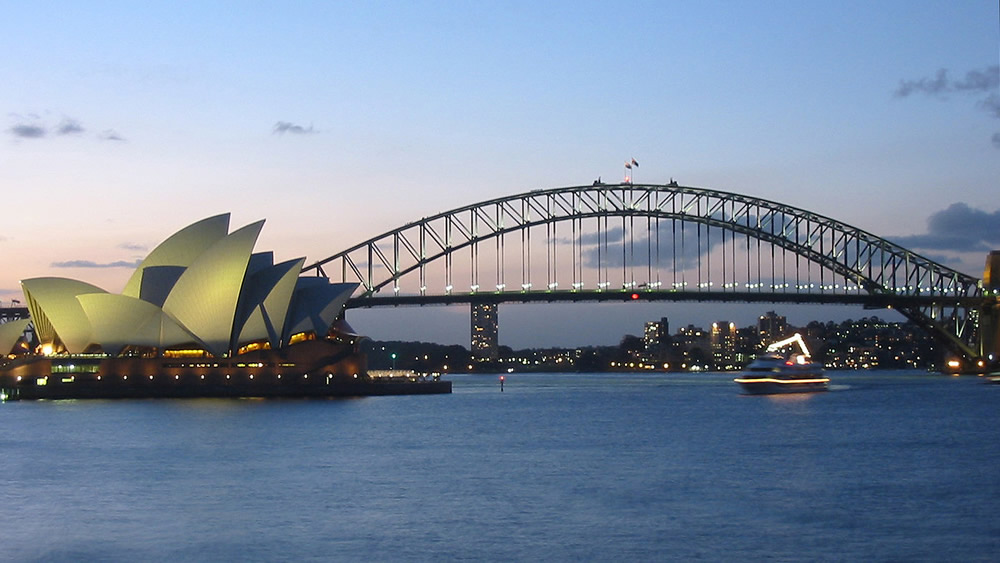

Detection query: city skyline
(3, 1), (998, 349)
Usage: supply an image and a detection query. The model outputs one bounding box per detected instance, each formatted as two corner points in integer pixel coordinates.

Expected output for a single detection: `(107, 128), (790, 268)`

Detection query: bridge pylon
(979, 251), (1000, 370)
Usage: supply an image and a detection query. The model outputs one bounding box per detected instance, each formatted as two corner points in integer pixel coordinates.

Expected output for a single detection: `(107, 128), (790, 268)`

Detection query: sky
(2, 1), (998, 349)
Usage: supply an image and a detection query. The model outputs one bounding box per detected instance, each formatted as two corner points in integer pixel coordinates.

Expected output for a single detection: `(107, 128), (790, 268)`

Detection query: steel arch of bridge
(304, 183), (987, 362)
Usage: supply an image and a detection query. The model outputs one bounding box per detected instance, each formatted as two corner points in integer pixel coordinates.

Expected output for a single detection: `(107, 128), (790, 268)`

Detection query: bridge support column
(980, 251), (1000, 369)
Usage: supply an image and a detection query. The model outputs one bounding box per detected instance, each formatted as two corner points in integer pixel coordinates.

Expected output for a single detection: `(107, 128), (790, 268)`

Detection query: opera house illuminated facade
(0, 214), (449, 399)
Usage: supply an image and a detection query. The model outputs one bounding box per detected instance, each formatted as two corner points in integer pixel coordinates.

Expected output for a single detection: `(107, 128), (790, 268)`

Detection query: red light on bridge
(630, 293), (640, 300)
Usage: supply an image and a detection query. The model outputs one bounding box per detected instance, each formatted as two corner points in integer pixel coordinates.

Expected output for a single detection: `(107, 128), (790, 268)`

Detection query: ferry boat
(734, 333), (829, 394)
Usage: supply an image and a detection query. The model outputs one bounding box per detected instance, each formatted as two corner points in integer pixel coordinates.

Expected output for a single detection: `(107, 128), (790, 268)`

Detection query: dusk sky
(3, 1), (998, 348)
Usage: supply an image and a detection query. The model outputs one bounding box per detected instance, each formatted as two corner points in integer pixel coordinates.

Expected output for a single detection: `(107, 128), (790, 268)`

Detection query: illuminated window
(163, 349), (210, 359)
(237, 341), (270, 355)
(288, 332), (315, 345)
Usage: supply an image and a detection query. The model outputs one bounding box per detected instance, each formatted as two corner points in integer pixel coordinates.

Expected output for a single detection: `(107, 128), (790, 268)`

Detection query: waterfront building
(0, 214), (450, 399)
(643, 317), (669, 351)
(672, 324), (711, 370)
(0, 304), (31, 357)
(17, 214), (356, 358)
(642, 317), (669, 365)
(711, 321), (738, 370)
(757, 310), (788, 346)
(733, 326), (757, 366)
(471, 303), (499, 362)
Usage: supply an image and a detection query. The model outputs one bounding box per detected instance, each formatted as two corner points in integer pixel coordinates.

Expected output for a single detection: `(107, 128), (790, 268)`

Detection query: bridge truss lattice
(304, 183), (986, 363)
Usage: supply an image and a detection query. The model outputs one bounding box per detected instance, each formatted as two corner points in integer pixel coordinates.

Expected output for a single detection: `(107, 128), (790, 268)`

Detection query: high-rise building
(711, 321), (738, 370)
(641, 317), (670, 365)
(758, 311), (788, 345)
(643, 317), (669, 351)
(471, 303), (499, 361)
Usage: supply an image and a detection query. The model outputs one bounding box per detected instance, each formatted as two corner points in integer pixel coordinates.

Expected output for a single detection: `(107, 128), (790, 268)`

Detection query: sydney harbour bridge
(303, 183), (1000, 372)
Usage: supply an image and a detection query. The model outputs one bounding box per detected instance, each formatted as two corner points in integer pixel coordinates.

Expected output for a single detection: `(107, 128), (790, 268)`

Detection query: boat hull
(735, 349), (828, 395)
(734, 377), (829, 394)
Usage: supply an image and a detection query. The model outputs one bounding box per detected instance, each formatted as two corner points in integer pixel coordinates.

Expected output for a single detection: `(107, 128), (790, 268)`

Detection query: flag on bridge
(625, 161), (632, 169)
(631, 158), (639, 167)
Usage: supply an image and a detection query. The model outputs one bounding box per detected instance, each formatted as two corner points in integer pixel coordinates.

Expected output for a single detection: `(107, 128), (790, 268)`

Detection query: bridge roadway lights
(346, 290), (981, 309)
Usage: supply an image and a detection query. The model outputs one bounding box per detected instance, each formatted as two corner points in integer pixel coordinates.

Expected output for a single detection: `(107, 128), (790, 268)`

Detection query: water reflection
(764, 392), (817, 405)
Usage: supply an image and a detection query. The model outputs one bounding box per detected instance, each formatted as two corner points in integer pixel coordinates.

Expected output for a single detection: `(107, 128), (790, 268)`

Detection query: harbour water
(1, 371), (997, 561)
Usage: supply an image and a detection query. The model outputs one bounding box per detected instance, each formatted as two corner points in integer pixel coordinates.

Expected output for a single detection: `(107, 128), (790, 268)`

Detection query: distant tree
(576, 347), (616, 372)
(617, 334), (644, 360)
(619, 334), (642, 350)
(363, 340), (470, 371)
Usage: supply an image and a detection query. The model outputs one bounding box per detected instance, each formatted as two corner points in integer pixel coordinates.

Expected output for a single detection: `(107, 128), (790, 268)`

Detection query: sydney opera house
(0, 214), (449, 399)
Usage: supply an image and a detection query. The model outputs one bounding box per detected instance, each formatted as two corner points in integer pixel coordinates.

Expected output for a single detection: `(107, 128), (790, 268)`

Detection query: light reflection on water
(0, 370), (997, 561)
(762, 391), (818, 405)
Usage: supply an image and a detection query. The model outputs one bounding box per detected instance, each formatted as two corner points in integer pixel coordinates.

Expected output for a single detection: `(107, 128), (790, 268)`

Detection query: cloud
(954, 67), (1000, 92)
(981, 94), (1000, 119)
(98, 129), (126, 141)
(926, 202), (1000, 237)
(8, 123), (46, 138)
(894, 69), (950, 97)
(894, 66), (1000, 148)
(273, 121), (316, 135)
(889, 233), (989, 253)
(7, 114), (126, 142)
(51, 259), (143, 269)
(117, 242), (147, 252)
(56, 119), (84, 135)
(891, 203), (1000, 254)
(569, 227), (624, 246)
(894, 66), (999, 98)
(914, 253), (965, 267)
(579, 221), (731, 270)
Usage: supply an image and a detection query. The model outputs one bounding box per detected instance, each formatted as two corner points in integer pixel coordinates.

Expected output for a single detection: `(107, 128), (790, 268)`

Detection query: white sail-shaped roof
(283, 281), (358, 342)
(17, 214), (359, 359)
(137, 265), (186, 308)
(21, 277), (107, 353)
(0, 319), (30, 355)
(77, 293), (201, 355)
(122, 213), (230, 299)
(246, 252), (274, 277)
(162, 220), (264, 357)
(233, 257), (304, 350)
